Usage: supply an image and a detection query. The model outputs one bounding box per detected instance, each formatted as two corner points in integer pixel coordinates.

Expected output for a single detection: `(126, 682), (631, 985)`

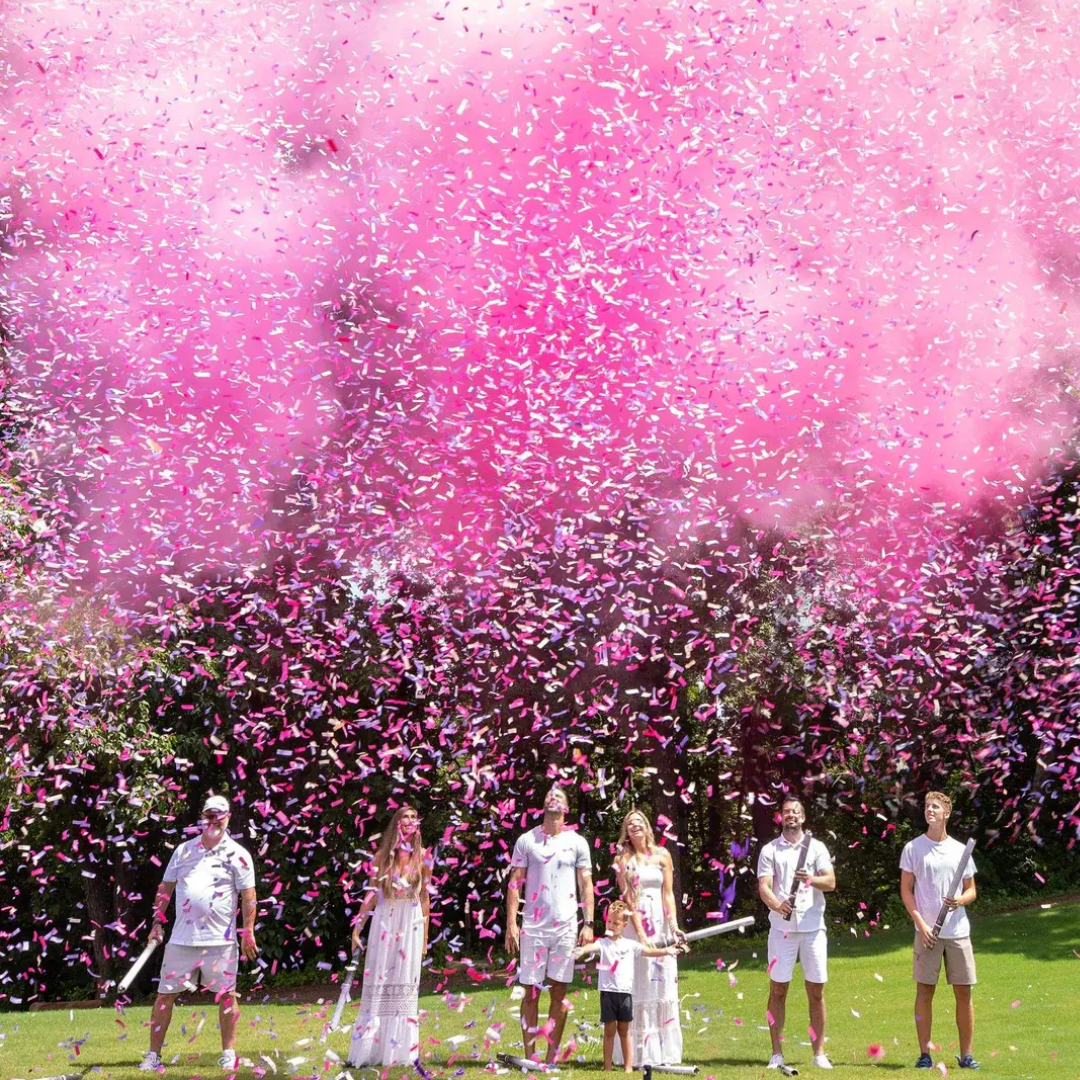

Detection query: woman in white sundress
(613, 809), (685, 1066)
(347, 805), (431, 1067)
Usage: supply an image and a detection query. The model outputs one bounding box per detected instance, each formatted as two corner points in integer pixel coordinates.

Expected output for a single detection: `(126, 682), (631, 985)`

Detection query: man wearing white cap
(139, 795), (258, 1072)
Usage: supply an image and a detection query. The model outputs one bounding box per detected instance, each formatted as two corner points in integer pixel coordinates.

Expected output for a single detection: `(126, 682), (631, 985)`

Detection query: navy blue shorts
(600, 990), (633, 1024)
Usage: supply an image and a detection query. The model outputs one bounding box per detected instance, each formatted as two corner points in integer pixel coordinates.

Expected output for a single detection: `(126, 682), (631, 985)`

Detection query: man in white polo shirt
(139, 795), (257, 1073)
(757, 795), (836, 1072)
(505, 784), (594, 1064)
(900, 790), (979, 1071)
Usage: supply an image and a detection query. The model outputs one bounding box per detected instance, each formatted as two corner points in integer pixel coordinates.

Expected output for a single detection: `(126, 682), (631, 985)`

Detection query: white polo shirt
(163, 834), (256, 946)
(757, 833), (833, 933)
(900, 834), (977, 940)
(510, 826), (591, 933)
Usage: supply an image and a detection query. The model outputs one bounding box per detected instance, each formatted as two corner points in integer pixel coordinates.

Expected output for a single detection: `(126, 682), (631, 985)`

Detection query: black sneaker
(915, 1053), (934, 1069)
(957, 1055), (980, 1070)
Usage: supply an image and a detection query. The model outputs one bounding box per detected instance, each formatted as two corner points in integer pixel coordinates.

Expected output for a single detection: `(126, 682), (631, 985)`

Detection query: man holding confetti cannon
(504, 784), (594, 1066)
(899, 791), (979, 1071)
(757, 796), (836, 1073)
(136, 795), (258, 1073)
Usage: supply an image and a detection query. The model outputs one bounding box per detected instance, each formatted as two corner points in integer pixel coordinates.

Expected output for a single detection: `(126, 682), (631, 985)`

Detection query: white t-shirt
(597, 935), (646, 994)
(899, 834), (976, 940)
(757, 834), (833, 933)
(511, 826), (592, 932)
(163, 834), (257, 946)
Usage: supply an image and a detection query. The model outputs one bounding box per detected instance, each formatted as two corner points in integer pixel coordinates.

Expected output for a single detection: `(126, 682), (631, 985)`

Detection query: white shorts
(518, 927), (577, 986)
(767, 927), (828, 984)
(157, 942), (239, 995)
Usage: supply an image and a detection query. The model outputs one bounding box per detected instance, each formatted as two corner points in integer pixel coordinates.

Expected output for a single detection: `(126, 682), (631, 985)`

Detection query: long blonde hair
(617, 809), (656, 906)
(371, 805), (425, 899)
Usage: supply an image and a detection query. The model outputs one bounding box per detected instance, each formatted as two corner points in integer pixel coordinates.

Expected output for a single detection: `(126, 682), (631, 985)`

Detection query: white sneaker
(138, 1051), (163, 1071)
(812, 1054), (833, 1069)
(767, 1054), (786, 1070)
(218, 1050), (238, 1070)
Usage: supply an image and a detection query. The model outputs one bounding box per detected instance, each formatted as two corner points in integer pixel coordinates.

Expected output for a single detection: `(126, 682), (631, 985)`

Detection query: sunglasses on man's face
(203, 811), (229, 822)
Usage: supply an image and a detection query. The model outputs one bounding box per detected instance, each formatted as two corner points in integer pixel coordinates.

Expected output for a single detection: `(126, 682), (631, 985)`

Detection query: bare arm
(420, 854), (432, 953)
(350, 885), (380, 951)
(798, 865), (836, 893)
(505, 866), (526, 954)
(758, 874), (791, 918)
(944, 877), (976, 910)
(660, 850), (684, 939)
(572, 939), (601, 960)
(577, 868), (595, 945)
(148, 881), (176, 943)
(901, 869), (935, 949)
(239, 887), (258, 960)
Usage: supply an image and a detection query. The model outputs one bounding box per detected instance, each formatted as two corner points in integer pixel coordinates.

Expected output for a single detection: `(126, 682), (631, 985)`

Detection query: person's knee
(952, 984), (972, 1003)
(916, 981), (937, 1000)
(769, 980), (790, 1001)
(617, 1021), (630, 1035)
(153, 993), (177, 1012)
(805, 981), (825, 1002)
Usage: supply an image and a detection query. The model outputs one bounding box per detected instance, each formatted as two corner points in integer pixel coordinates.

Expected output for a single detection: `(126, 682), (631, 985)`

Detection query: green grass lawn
(1, 901), (1076, 1080)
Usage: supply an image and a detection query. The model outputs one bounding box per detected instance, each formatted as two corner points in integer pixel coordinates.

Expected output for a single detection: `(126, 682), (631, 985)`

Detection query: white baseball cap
(202, 795), (230, 815)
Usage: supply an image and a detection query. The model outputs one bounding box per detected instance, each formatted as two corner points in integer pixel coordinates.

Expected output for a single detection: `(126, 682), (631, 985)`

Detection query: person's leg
(767, 980), (790, 1056)
(219, 991), (240, 1051)
(603, 1020), (616, 1071)
(545, 980), (570, 1063)
(915, 982), (936, 1055)
(521, 986), (541, 1062)
(149, 993), (178, 1054)
(952, 984), (973, 1058)
(805, 982), (826, 1055)
(617, 1021), (632, 1074)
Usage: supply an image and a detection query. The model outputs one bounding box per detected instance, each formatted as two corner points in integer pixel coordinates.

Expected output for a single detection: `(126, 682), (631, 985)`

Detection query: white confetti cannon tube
(323, 946), (362, 1042)
(656, 915), (755, 948)
(929, 838), (976, 944)
(117, 939), (160, 995)
(498, 1054), (560, 1072)
(640, 1065), (700, 1078)
(783, 832), (812, 922)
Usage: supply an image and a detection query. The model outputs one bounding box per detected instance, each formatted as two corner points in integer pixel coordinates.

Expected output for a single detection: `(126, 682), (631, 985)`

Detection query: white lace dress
(615, 860), (683, 1065)
(347, 887), (425, 1066)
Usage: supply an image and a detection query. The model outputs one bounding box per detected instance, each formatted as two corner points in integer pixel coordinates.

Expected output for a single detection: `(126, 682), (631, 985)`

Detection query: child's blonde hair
(606, 900), (632, 923)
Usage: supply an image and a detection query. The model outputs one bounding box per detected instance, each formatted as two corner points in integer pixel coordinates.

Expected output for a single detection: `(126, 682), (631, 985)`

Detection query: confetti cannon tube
(783, 833), (813, 922)
(323, 946), (362, 1042)
(116, 940), (160, 995)
(655, 915), (755, 948)
(929, 838), (976, 945)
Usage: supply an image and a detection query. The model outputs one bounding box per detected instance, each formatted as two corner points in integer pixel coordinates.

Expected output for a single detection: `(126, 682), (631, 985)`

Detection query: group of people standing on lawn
(137, 787), (980, 1074)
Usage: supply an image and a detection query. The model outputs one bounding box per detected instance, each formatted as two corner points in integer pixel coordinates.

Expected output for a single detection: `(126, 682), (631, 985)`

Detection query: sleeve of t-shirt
(963, 851), (977, 878)
(627, 939), (647, 956)
(756, 842), (774, 880)
(575, 835), (592, 871)
(899, 841), (915, 874)
(162, 843), (183, 884)
(232, 846), (257, 892)
(511, 834), (530, 870)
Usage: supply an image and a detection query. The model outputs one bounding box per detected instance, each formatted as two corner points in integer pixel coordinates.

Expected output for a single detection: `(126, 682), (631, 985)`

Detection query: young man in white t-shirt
(899, 791), (979, 1071)
(505, 785), (594, 1064)
(574, 901), (680, 1072)
(139, 796), (258, 1073)
(757, 796), (836, 1072)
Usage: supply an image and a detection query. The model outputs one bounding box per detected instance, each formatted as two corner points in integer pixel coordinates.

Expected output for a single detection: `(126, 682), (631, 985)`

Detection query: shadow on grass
(677, 901), (1080, 970)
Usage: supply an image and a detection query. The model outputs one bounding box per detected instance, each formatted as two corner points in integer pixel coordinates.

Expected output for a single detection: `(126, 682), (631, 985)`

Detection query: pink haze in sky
(2, 0), (1078, 581)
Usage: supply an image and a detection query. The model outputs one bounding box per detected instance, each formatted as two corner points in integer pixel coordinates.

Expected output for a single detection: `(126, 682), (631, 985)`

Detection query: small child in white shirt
(575, 901), (680, 1072)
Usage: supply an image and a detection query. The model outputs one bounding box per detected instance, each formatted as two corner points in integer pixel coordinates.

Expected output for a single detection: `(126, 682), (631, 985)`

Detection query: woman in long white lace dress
(347, 805), (431, 1067)
(613, 810), (684, 1066)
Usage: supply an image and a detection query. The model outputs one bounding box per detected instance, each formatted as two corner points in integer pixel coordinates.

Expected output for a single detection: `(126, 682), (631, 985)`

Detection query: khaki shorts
(913, 934), (976, 985)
